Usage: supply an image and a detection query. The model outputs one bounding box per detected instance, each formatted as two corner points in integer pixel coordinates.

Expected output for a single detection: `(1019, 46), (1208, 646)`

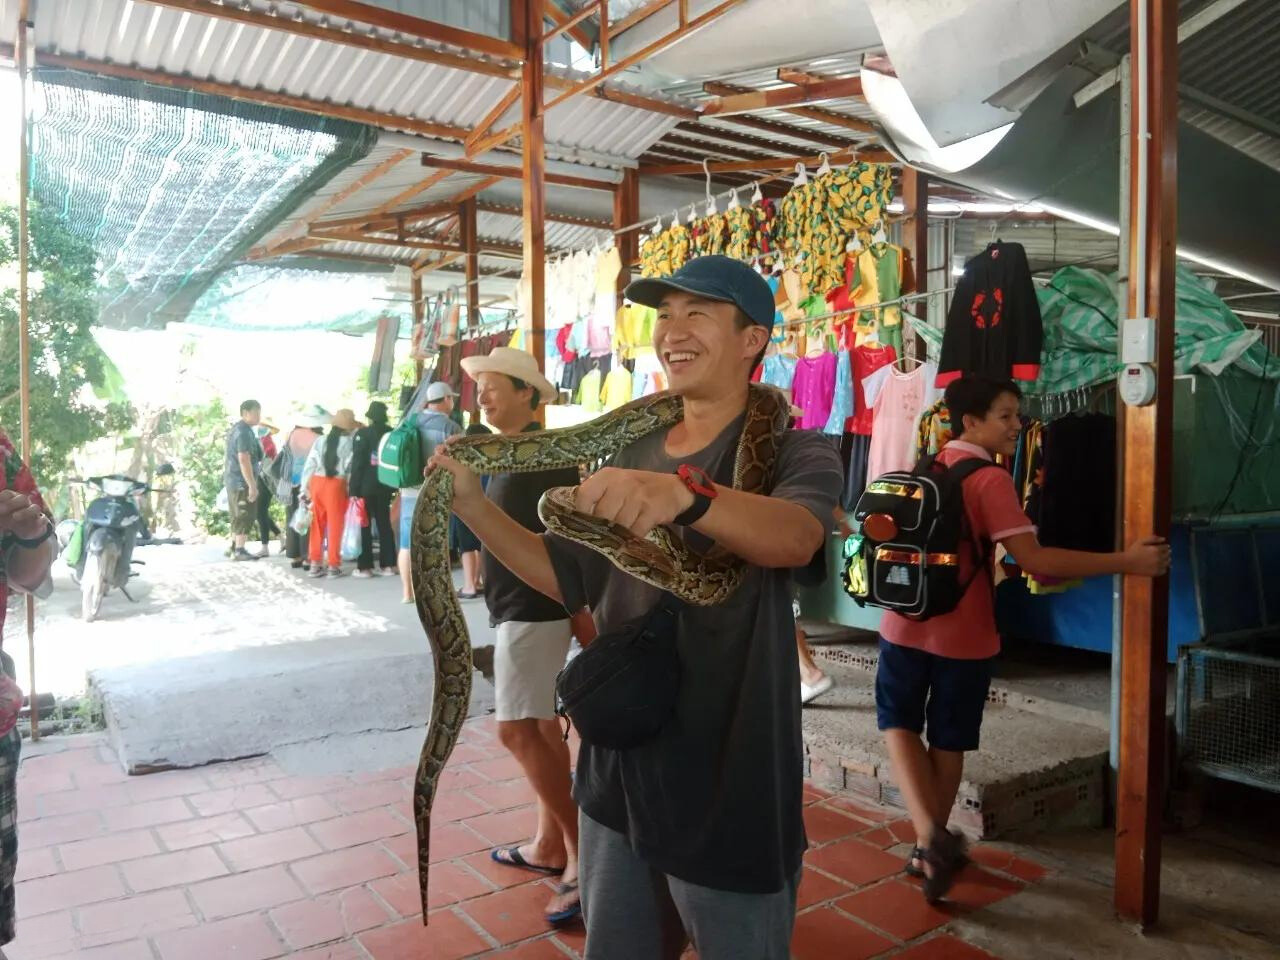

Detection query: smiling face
(653, 290), (769, 399)
(960, 390), (1023, 458)
(477, 371), (535, 434)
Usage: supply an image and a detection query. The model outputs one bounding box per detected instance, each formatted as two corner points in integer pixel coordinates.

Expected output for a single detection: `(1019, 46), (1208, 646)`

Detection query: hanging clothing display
(863, 361), (941, 480)
(601, 367), (633, 412)
(724, 203), (755, 261)
(916, 398), (953, 460)
(822, 351), (853, 436)
(761, 354), (798, 391)
(841, 433), (873, 511)
(1037, 413), (1117, 552)
(850, 343), (897, 435)
(791, 352), (838, 430)
(639, 222), (691, 277)
(937, 241), (1043, 386)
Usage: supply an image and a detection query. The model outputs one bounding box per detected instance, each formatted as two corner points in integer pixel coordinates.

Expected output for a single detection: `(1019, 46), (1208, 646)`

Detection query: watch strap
(674, 492), (712, 527)
(9, 519), (53, 549)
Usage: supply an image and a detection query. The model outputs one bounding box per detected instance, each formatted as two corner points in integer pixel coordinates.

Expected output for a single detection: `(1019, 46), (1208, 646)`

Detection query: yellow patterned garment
(723, 205), (756, 261)
(692, 212), (728, 256)
(638, 224), (692, 277)
(614, 303), (656, 360)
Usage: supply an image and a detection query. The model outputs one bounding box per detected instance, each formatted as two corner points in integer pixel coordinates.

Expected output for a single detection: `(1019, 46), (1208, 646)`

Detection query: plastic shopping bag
(215, 487), (229, 512)
(340, 499), (364, 561)
(290, 501), (313, 536)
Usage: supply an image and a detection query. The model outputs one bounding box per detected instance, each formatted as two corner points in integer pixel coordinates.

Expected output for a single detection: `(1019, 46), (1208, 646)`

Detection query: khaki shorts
(494, 619), (573, 721)
(228, 487), (256, 536)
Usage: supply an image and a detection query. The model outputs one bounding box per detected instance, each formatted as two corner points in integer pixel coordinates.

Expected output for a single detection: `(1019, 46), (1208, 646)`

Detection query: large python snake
(407, 383), (789, 920)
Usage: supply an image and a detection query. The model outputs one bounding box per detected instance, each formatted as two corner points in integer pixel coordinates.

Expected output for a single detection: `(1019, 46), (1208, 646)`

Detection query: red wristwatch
(675, 464), (717, 526)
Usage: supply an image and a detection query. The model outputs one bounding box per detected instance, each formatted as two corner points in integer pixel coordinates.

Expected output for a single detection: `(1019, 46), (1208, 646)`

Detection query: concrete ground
(7, 543), (497, 774)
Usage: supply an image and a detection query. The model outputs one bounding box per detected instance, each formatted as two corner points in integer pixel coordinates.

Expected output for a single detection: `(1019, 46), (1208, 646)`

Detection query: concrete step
(801, 659), (1109, 841)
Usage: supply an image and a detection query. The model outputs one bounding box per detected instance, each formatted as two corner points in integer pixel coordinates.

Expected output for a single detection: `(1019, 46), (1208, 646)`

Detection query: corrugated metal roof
(0, 0), (681, 163)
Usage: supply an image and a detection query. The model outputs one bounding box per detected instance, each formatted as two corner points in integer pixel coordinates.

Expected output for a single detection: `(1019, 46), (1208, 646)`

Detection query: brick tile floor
(8, 724), (1045, 959)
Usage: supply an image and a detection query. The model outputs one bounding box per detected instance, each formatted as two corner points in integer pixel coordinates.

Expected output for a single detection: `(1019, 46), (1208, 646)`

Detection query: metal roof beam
(297, 1), (523, 61)
(136, 0), (519, 79)
(639, 146), (892, 176)
(1073, 0), (1252, 108)
(693, 105), (860, 149)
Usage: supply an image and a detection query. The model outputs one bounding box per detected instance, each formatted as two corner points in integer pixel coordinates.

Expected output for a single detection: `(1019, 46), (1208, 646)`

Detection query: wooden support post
(16, 1), (39, 741)
(1115, 0), (1177, 929)
(613, 167), (640, 293)
(460, 196), (481, 417)
(514, 0), (547, 380)
(900, 166), (929, 359)
(411, 273), (425, 385)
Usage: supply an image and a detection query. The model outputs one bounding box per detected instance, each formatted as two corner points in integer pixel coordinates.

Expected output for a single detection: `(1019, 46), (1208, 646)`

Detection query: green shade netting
(28, 69), (377, 329)
(186, 261), (413, 335)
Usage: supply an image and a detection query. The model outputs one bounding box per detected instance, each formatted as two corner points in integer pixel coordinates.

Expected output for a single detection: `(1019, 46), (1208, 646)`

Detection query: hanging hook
(727, 185), (741, 211)
(751, 180), (764, 204)
(793, 161), (809, 187)
(816, 151), (831, 177)
(687, 203), (698, 224)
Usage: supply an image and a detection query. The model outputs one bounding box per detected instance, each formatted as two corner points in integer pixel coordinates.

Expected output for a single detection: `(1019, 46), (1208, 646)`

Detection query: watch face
(678, 464), (716, 497)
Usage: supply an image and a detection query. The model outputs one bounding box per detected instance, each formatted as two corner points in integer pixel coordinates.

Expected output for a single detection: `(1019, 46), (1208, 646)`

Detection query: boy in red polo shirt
(877, 375), (1171, 902)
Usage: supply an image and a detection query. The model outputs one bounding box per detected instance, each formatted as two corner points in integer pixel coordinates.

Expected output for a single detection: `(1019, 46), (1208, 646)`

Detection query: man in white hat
(451, 346), (582, 925)
(398, 381), (462, 602)
(432, 258), (843, 953)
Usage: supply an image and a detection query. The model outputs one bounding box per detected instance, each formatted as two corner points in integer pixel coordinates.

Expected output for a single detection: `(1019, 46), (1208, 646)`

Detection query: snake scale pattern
(407, 383), (789, 921)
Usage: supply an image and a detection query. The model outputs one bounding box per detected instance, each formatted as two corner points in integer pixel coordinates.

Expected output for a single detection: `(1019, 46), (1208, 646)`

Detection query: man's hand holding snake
(572, 467), (694, 539)
(427, 440), (485, 513)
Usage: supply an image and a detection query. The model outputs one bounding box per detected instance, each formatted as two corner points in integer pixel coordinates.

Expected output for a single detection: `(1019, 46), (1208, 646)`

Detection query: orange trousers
(308, 475), (349, 569)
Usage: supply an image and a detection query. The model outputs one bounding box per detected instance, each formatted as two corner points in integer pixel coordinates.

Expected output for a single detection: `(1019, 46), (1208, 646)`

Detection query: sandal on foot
(922, 830), (969, 903)
(490, 845), (565, 875)
(545, 881), (581, 926)
(905, 846), (926, 879)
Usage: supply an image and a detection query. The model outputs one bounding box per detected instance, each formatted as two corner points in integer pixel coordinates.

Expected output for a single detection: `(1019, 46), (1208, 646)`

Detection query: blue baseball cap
(624, 255), (775, 329)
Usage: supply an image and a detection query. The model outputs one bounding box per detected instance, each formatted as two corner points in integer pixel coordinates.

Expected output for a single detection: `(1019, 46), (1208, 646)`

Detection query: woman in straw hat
(301, 408), (357, 578)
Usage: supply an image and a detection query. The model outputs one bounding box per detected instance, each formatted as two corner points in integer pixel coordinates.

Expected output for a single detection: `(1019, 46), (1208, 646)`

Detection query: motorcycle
(56, 464), (178, 622)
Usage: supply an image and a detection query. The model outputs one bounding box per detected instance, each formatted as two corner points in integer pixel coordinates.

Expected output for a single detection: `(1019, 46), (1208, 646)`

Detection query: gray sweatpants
(579, 812), (799, 960)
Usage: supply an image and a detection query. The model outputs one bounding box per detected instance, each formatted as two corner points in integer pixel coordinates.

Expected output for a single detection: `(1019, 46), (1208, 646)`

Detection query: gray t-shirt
(414, 410), (462, 463)
(544, 416), (843, 895)
(224, 421), (261, 491)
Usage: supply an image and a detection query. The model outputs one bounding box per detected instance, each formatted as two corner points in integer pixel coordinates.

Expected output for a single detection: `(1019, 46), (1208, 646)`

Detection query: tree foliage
(0, 201), (132, 489)
(165, 398), (232, 538)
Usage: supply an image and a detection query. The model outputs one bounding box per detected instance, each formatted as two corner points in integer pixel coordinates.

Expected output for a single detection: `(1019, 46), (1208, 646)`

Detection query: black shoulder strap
(942, 457), (1001, 484)
(937, 456), (1004, 598)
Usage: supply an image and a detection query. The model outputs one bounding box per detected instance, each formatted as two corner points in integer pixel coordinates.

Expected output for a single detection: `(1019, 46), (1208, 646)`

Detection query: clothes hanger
(872, 220), (888, 245)
(816, 152), (831, 177)
(751, 180), (764, 204)
(702, 159), (718, 217)
(727, 186), (741, 211)
(686, 203), (698, 225)
(793, 161), (809, 187)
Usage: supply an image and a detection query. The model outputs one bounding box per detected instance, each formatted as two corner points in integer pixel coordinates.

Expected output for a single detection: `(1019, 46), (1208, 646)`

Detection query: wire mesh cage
(1177, 641), (1280, 793)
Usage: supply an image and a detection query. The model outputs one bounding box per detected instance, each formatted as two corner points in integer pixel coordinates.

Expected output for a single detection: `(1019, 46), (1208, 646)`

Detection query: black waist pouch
(555, 594), (683, 751)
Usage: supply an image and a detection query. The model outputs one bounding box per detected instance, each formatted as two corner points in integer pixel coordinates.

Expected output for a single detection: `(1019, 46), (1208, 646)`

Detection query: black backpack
(843, 456), (998, 620)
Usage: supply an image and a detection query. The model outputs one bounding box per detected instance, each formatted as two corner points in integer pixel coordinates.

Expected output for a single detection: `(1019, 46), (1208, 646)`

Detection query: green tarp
(915, 264), (1278, 391)
(29, 69), (377, 330)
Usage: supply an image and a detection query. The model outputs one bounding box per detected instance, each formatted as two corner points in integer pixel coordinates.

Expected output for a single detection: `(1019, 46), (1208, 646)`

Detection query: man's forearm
(691, 486), (824, 568)
(238, 452), (257, 490)
(454, 498), (563, 603)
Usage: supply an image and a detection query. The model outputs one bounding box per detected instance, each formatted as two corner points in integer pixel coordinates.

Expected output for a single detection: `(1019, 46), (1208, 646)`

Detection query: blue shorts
(875, 637), (994, 752)
(398, 489), (417, 547)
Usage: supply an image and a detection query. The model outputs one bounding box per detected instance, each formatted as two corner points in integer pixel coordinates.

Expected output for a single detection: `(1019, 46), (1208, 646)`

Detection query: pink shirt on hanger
(863, 361), (940, 480)
(792, 353), (838, 430)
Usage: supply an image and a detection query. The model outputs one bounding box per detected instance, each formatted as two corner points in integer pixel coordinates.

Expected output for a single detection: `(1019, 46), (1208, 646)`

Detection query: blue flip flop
(546, 881), (582, 926)
(490, 845), (564, 875)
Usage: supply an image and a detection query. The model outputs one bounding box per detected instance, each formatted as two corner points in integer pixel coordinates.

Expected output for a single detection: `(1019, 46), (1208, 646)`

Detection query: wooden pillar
(1115, 0), (1177, 929)
(410, 272), (425, 385)
(900, 167), (929, 361)
(513, 0), (546, 374)
(614, 167), (640, 293)
(460, 197), (480, 326)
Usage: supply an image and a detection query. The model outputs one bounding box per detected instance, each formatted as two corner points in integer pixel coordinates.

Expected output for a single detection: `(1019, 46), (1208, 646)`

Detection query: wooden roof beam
(253, 148), (414, 257)
(420, 155), (617, 192)
(698, 111), (859, 150)
(298, 1), (523, 61)
(138, 0), (518, 79)
(702, 79), (875, 135)
(698, 75), (863, 117)
(657, 133), (781, 162)
(542, 1), (597, 46)
(309, 229), (462, 253)
(612, 0), (673, 35)
(475, 201), (612, 230)
(543, 75), (698, 119)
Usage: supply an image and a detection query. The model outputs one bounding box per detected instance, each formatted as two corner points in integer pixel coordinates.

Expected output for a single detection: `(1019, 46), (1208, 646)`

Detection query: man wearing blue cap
(431, 256), (843, 954)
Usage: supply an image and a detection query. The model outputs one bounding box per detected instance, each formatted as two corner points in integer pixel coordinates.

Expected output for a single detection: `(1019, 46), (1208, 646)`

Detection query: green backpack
(377, 417), (422, 489)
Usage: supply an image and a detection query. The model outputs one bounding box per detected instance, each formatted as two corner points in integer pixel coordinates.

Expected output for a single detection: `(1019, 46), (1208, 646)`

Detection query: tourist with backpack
(850, 375), (1170, 903)
(392, 381), (461, 603)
